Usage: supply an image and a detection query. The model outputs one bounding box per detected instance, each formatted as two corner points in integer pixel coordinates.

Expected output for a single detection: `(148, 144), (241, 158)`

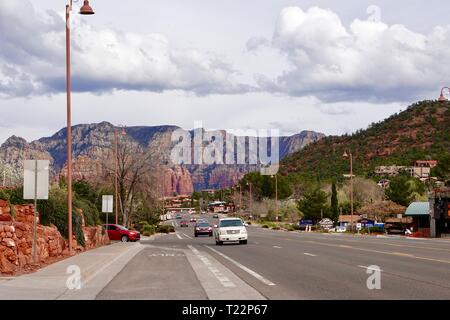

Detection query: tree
(385, 175), (426, 206)
(101, 137), (162, 227)
(297, 187), (328, 221)
(330, 181), (339, 221)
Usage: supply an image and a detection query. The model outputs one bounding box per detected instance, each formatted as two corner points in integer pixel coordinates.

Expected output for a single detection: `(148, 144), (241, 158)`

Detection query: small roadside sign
(102, 195), (113, 213)
(356, 223), (362, 231)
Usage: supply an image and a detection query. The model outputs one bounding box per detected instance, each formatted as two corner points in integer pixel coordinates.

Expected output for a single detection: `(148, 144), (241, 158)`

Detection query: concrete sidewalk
(0, 241), (144, 300)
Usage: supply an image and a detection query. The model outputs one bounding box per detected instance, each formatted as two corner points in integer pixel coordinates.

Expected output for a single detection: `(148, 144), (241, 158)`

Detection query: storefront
(430, 188), (450, 238)
(405, 202), (431, 237)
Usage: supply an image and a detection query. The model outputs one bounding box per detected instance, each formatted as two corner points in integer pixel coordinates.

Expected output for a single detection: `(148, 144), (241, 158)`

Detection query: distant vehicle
(190, 218), (197, 222)
(298, 219), (313, 230)
(194, 222), (213, 237)
(386, 224), (406, 235)
(176, 214), (182, 219)
(103, 224), (140, 242)
(214, 218), (247, 245)
(212, 213), (219, 219)
(180, 220), (189, 227)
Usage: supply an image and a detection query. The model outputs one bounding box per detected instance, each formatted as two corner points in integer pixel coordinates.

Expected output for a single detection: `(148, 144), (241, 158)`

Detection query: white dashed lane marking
(206, 246), (276, 286)
(188, 245), (235, 288)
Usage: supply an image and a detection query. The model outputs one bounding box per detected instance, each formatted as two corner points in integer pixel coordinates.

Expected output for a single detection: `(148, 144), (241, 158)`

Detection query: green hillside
(280, 100), (450, 182)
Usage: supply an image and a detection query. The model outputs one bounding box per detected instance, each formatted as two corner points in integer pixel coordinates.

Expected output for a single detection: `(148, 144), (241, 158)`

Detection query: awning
(405, 202), (430, 216)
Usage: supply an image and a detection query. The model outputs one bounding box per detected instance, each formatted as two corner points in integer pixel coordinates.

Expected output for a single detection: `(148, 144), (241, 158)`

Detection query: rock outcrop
(0, 200), (109, 276)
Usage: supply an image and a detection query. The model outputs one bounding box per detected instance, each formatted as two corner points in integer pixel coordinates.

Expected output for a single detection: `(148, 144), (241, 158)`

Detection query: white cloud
(253, 6), (450, 102)
(0, 0), (251, 98)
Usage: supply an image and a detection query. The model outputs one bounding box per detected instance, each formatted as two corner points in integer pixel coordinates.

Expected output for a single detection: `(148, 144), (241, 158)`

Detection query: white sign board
(356, 223), (362, 231)
(23, 160), (49, 200)
(102, 195), (114, 213)
(319, 218), (334, 229)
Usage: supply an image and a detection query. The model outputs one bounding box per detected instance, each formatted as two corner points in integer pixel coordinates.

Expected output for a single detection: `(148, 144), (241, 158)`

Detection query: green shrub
(38, 187), (85, 247)
(262, 224), (269, 228)
(142, 224), (155, 236)
(156, 224), (175, 234)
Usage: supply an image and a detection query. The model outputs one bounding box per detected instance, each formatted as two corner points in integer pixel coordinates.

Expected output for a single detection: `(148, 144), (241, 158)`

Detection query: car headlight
(241, 229), (247, 234)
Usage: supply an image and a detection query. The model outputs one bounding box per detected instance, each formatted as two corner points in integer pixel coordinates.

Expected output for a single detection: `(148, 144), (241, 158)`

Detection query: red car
(180, 220), (189, 227)
(194, 222), (213, 237)
(103, 224), (140, 242)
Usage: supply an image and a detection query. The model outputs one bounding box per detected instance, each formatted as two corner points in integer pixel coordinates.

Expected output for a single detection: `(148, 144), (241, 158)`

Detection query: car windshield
(219, 220), (243, 227)
(198, 223), (210, 227)
(118, 225), (128, 231)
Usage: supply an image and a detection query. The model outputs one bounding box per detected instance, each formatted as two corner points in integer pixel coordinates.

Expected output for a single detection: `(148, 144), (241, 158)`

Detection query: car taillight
(196, 227), (200, 231)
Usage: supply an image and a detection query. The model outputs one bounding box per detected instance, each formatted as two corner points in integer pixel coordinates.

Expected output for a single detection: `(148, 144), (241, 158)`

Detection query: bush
(262, 224), (269, 228)
(38, 187), (86, 247)
(142, 224), (155, 236)
(156, 224), (175, 234)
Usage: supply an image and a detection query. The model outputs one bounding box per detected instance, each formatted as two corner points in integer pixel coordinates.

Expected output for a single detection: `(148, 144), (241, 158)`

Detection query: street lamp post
(343, 150), (354, 232)
(247, 182), (253, 212)
(439, 87), (450, 102)
(66, 0), (94, 254)
(114, 127), (126, 225)
(272, 174), (278, 219)
(239, 184), (242, 212)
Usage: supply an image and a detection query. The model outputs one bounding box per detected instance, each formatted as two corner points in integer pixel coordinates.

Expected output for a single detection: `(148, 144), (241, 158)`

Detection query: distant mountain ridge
(0, 122), (324, 193)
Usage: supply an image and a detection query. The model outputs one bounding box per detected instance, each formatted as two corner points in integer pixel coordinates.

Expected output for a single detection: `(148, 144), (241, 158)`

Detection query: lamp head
(79, 0), (95, 15)
(439, 87), (449, 103)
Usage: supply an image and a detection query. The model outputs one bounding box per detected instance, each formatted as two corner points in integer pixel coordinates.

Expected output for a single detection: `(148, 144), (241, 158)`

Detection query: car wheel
(195, 233), (198, 237)
(217, 241), (223, 246)
(209, 233), (213, 237)
(121, 235), (129, 242)
(240, 240), (247, 245)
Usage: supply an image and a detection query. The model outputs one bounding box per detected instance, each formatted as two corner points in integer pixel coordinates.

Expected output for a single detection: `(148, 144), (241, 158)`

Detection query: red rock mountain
(0, 122), (324, 195)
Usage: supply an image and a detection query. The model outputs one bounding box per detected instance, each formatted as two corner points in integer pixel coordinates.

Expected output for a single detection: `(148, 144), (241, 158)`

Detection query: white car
(214, 218), (248, 245)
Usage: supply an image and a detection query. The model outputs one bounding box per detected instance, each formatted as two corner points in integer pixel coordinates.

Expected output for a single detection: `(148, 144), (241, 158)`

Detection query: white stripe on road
(183, 233), (193, 239)
(303, 253), (317, 257)
(187, 245), (235, 288)
(206, 246), (276, 286)
(175, 233), (183, 240)
(273, 246), (282, 249)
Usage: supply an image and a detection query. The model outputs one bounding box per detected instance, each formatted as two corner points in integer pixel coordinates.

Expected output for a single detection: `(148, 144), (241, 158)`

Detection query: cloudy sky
(1, 0), (449, 143)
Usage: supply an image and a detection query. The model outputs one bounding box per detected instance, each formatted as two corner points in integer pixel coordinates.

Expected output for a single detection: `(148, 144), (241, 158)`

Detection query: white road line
(187, 245), (235, 288)
(273, 246), (282, 249)
(183, 233), (193, 239)
(303, 253), (317, 257)
(175, 233), (183, 239)
(206, 246), (276, 286)
(358, 265), (384, 272)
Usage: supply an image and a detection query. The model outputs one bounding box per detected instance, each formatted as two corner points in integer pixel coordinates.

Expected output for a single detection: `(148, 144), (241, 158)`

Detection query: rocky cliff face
(0, 122), (324, 195)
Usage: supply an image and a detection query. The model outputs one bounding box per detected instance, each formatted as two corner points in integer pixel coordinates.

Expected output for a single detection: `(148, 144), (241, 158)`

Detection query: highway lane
(99, 214), (450, 299)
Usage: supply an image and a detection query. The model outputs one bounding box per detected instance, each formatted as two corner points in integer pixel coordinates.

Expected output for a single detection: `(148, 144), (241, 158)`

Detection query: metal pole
(33, 160), (38, 264)
(249, 183), (252, 212)
(350, 153), (354, 232)
(239, 184), (242, 212)
(275, 175), (278, 217)
(114, 132), (118, 224)
(66, 3), (73, 254)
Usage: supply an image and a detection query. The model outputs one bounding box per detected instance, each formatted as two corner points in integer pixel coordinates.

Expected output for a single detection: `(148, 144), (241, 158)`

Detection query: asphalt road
(98, 214), (450, 300)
